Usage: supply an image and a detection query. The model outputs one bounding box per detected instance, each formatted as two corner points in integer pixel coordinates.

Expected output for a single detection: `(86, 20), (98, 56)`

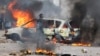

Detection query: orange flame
(72, 42), (91, 46)
(35, 48), (55, 56)
(8, 0), (36, 28)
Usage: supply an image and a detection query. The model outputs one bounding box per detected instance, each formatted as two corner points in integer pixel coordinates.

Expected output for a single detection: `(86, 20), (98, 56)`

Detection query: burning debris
(35, 48), (55, 56)
(72, 42), (91, 46)
(9, 49), (56, 56)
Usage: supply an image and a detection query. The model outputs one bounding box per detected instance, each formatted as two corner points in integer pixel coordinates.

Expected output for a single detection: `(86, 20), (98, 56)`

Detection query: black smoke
(86, 0), (100, 46)
(70, 0), (100, 46)
(70, 1), (87, 27)
(11, 0), (43, 12)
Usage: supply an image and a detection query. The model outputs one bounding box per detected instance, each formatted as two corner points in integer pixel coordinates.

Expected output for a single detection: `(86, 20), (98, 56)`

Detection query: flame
(8, 0), (36, 28)
(35, 48), (55, 56)
(72, 42), (91, 46)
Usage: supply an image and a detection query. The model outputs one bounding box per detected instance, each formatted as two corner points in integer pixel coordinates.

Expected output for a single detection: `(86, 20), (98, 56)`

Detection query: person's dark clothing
(36, 19), (44, 33)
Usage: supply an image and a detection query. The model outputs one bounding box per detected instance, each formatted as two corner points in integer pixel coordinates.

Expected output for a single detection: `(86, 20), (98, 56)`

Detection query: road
(0, 30), (45, 56)
(0, 30), (100, 56)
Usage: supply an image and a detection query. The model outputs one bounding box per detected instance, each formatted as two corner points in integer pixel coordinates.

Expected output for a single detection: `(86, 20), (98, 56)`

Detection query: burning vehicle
(4, 0), (80, 43)
(3, 0), (82, 45)
(42, 18), (80, 42)
(1, 0), (100, 56)
(4, 18), (80, 43)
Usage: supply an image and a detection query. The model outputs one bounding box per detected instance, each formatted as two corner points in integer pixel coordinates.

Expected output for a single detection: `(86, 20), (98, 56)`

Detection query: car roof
(43, 18), (66, 22)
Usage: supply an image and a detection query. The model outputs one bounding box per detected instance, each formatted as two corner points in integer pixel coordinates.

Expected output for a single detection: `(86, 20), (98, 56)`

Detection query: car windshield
(43, 20), (54, 28)
(43, 20), (61, 28)
(55, 21), (61, 28)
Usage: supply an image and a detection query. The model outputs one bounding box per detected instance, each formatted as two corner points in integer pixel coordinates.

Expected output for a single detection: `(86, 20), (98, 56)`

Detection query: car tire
(9, 33), (21, 41)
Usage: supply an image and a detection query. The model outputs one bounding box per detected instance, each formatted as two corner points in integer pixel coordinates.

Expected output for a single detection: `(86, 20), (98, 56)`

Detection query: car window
(43, 20), (54, 28)
(55, 21), (61, 28)
(70, 21), (79, 28)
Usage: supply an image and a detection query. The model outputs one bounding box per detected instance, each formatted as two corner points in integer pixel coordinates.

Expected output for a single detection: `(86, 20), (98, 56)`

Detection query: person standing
(36, 14), (44, 33)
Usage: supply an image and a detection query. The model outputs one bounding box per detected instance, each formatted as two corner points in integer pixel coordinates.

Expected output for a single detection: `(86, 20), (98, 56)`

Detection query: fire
(35, 48), (55, 56)
(72, 42), (91, 46)
(8, 0), (36, 28)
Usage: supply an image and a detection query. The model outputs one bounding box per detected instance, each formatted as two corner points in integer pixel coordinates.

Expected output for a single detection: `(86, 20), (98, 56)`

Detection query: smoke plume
(39, 0), (61, 19)
(72, 0), (100, 46)
(86, 0), (100, 46)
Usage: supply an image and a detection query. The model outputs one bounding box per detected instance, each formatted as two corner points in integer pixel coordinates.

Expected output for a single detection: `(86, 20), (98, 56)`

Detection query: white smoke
(60, 0), (73, 20)
(38, 0), (61, 19)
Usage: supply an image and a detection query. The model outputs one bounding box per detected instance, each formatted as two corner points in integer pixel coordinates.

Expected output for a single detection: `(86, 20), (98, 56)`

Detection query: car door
(58, 22), (70, 38)
(43, 20), (55, 35)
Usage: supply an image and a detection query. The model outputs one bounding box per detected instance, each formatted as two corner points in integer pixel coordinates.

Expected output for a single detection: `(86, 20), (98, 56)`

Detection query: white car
(4, 18), (80, 41)
(42, 18), (80, 40)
